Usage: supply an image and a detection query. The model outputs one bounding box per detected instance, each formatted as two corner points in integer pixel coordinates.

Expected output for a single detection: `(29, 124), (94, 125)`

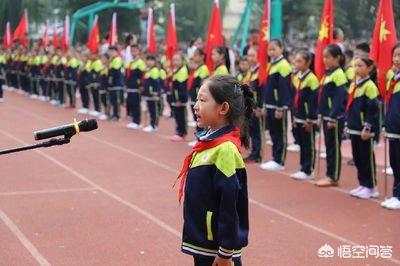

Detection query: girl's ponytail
(239, 83), (255, 149)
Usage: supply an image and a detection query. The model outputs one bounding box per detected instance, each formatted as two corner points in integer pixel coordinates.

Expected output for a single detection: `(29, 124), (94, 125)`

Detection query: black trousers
(351, 134), (376, 188)
(90, 86), (100, 112)
(323, 119), (344, 181)
(65, 81), (76, 107)
(0, 78), (4, 98)
(389, 139), (400, 198)
(166, 92), (175, 117)
(127, 91), (141, 124)
(193, 256), (242, 266)
(100, 90), (109, 115)
(146, 100), (159, 128)
(266, 108), (287, 165)
(40, 78), (48, 97)
(174, 105), (187, 137)
(57, 81), (65, 104)
(109, 89), (122, 119)
(250, 115), (262, 158)
(49, 80), (57, 100)
(297, 122), (316, 175)
(79, 83), (89, 109)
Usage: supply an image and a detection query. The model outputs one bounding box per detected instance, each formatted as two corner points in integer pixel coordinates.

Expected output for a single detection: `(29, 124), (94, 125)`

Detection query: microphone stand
(0, 135), (72, 156)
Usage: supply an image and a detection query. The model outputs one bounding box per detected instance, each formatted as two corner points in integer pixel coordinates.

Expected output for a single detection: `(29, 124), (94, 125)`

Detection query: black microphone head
(79, 119), (98, 132)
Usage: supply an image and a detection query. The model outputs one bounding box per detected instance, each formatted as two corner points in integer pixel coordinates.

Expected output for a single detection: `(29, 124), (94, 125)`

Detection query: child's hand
(361, 127), (371, 140)
(304, 121), (312, 132)
(327, 121), (336, 129)
(212, 256), (232, 266)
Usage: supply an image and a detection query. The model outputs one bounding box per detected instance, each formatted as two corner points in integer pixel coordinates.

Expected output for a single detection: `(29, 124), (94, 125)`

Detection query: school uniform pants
(109, 88), (122, 119)
(250, 115), (262, 158)
(57, 80), (65, 104)
(100, 89), (109, 115)
(350, 134), (376, 188)
(146, 99), (159, 128)
(126, 90), (141, 124)
(90, 85), (101, 112)
(290, 108), (301, 145)
(389, 139), (400, 198)
(40, 77), (48, 98)
(297, 122), (316, 175)
(323, 118), (344, 181)
(174, 105), (188, 137)
(65, 81), (76, 107)
(79, 82), (89, 109)
(267, 108), (287, 165)
(0, 78), (4, 98)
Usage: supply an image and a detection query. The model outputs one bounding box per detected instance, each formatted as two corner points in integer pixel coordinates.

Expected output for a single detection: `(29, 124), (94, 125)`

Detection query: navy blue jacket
(385, 70), (400, 136)
(182, 126), (249, 259)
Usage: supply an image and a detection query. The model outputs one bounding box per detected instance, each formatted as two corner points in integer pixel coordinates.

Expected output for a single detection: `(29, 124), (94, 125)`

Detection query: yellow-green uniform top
(213, 64), (229, 76)
(67, 57), (80, 68)
(91, 59), (103, 73)
(51, 55), (59, 65)
(237, 71), (251, 84)
(40, 55), (49, 65)
(345, 65), (355, 84)
(84, 60), (92, 72)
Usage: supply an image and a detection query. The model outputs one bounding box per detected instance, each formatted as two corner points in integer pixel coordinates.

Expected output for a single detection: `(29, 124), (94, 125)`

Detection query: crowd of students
(0, 36), (399, 210)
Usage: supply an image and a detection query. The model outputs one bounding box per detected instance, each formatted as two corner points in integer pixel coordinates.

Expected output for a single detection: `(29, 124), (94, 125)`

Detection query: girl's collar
(196, 125), (233, 141)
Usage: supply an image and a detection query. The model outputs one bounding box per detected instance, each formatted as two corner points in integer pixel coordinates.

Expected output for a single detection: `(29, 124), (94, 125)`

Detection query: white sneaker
(188, 121), (197, 128)
(98, 114), (108, 120)
(386, 197), (400, 210)
(349, 186), (364, 196)
(77, 108), (89, 114)
(188, 140), (197, 147)
(38, 96), (46, 101)
(89, 110), (100, 117)
(143, 125), (156, 132)
(30, 94), (39, 99)
(266, 140), (273, 146)
(290, 171), (314, 180)
(260, 161), (285, 171)
(0, 98), (3, 103)
(353, 187), (379, 199)
(381, 197), (397, 208)
(287, 144), (300, 152)
(320, 152), (327, 159)
(382, 167), (393, 176)
(126, 122), (141, 130)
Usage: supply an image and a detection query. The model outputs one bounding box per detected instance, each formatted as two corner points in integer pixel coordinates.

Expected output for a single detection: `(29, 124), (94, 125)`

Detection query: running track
(0, 90), (399, 265)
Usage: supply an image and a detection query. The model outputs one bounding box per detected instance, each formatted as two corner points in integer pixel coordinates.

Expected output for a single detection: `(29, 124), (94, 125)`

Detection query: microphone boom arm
(0, 136), (71, 156)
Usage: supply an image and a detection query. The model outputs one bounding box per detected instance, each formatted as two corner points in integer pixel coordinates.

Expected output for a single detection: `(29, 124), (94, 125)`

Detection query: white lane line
(0, 129), (181, 238)
(0, 209), (51, 266)
(0, 187), (96, 196)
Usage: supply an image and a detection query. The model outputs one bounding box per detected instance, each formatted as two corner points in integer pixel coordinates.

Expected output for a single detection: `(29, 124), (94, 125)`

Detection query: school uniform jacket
(264, 56), (292, 110)
(172, 65), (189, 104)
(346, 78), (380, 134)
(213, 64), (229, 76)
(318, 67), (348, 122)
(385, 70), (400, 138)
(125, 58), (146, 90)
(182, 126), (249, 259)
(249, 65), (264, 110)
(143, 67), (160, 100)
(293, 70), (320, 123)
(190, 64), (209, 104)
(108, 56), (124, 88)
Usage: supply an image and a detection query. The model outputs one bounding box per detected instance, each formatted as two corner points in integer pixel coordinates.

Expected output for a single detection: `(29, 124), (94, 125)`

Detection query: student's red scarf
(386, 76), (400, 112)
(174, 127), (241, 203)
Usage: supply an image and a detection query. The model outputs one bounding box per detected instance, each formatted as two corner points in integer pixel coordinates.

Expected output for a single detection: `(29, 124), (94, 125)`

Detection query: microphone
(33, 119), (98, 140)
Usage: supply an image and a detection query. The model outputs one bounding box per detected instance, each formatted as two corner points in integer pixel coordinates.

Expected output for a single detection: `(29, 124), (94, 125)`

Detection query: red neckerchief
(174, 127), (241, 203)
(386, 74), (400, 112)
(346, 82), (357, 113)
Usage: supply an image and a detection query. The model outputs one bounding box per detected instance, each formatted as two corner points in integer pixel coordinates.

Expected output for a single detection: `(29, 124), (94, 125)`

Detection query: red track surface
(1, 90), (399, 265)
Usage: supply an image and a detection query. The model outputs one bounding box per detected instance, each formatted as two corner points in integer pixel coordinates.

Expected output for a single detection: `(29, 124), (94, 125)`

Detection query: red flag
(2, 22), (12, 49)
(204, 0), (224, 72)
(108, 13), (118, 46)
(314, 0), (334, 80)
(52, 19), (59, 47)
(87, 15), (100, 54)
(41, 20), (49, 47)
(257, 0), (271, 85)
(147, 8), (157, 54)
(165, 3), (178, 63)
(61, 15), (70, 51)
(13, 9), (28, 47)
(370, 0), (398, 97)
